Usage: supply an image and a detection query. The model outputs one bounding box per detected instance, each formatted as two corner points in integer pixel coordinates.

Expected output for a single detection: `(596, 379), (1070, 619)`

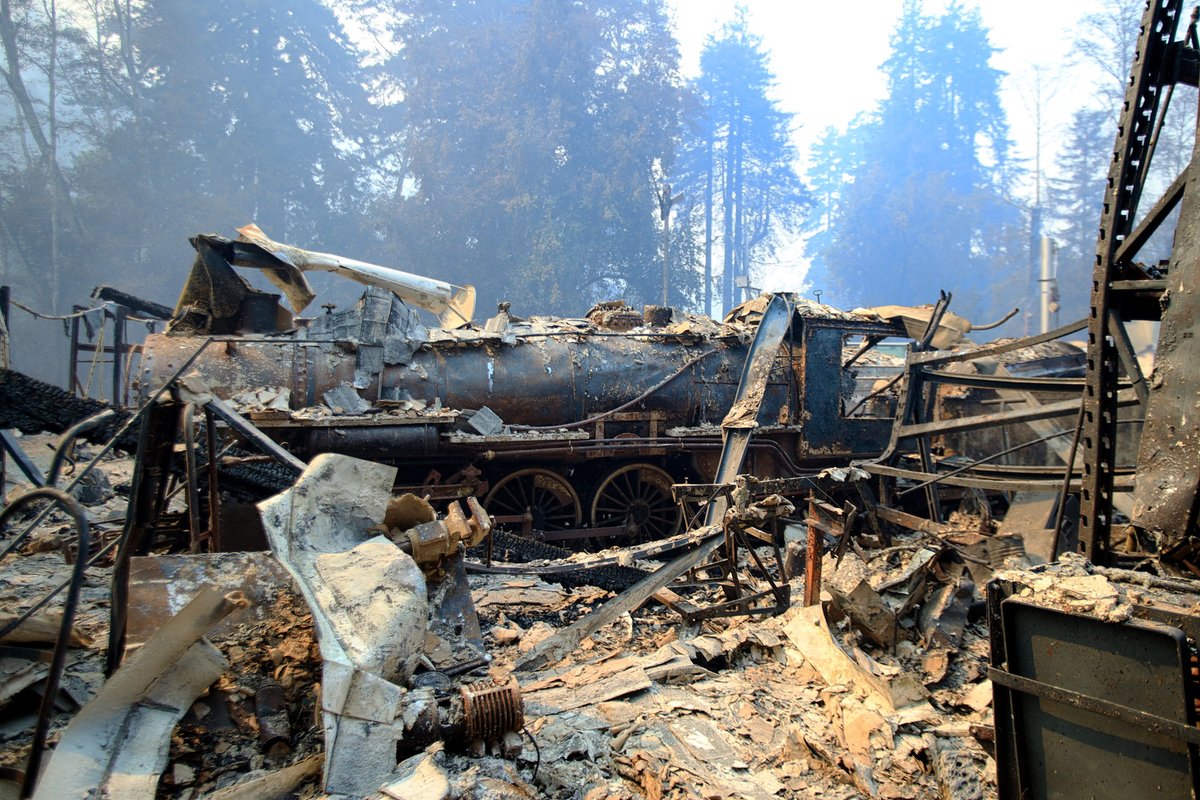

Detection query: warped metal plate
(996, 600), (1197, 799)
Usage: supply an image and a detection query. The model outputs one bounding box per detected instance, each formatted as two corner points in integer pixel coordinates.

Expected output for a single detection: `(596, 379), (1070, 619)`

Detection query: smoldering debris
(0, 434), (1013, 800)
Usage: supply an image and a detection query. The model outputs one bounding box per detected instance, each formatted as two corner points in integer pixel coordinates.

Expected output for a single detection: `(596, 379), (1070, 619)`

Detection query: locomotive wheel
(590, 463), (681, 543)
(484, 468), (582, 531)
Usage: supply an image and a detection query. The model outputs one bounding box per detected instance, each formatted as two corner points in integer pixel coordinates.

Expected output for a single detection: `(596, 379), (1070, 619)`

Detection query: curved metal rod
(0, 488), (90, 800)
(971, 307), (1020, 331)
(46, 409), (117, 487)
(0, 338), (213, 562)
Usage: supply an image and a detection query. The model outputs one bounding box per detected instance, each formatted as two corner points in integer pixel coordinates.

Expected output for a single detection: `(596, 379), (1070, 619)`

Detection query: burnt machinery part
(470, 530), (647, 592)
(484, 468), (582, 531)
(0, 367), (294, 504)
(138, 333), (779, 430)
(590, 462), (680, 541)
(460, 676), (524, 742)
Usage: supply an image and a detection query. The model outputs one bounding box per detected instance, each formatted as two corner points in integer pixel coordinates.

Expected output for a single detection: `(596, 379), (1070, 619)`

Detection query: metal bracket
(988, 665), (1200, 747)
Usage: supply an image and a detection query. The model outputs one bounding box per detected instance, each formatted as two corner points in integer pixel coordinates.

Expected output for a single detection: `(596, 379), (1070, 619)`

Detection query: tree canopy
(369, 0), (685, 316)
(675, 15), (807, 316)
(0, 0), (384, 309)
(804, 1), (1020, 324)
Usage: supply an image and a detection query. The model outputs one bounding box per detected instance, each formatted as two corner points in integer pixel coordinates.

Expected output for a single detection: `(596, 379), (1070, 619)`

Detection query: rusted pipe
(255, 680), (293, 759)
(0, 488), (90, 800)
(803, 495), (822, 607)
(970, 307), (1020, 331)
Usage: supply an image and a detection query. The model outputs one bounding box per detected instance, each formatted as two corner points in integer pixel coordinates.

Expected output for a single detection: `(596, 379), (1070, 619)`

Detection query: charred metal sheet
(236, 223), (476, 326)
(31, 588), (247, 800)
(258, 454), (429, 796)
(125, 552), (295, 649)
(427, 553), (486, 669)
(169, 235), (296, 334)
(990, 597), (1198, 799)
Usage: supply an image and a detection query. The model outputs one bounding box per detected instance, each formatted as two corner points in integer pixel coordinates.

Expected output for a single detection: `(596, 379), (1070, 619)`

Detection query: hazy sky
(664, 0), (1108, 290)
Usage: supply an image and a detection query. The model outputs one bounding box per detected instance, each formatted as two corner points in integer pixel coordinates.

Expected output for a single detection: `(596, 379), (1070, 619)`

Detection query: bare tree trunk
(733, 118), (745, 303)
(8, 91), (31, 167)
(0, 0), (78, 233)
(721, 102), (738, 316)
(704, 130), (713, 317)
(46, 0), (60, 312)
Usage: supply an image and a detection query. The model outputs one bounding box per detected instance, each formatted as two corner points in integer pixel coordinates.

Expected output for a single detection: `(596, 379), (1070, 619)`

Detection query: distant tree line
(0, 0), (807, 318)
(803, 0), (1022, 326)
(805, 0), (1194, 331)
(0, 0), (1173, 330)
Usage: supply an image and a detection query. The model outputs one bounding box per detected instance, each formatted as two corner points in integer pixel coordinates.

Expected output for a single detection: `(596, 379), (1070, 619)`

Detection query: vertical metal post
(0, 286), (7, 502)
(1039, 236), (1053, 334)
(111, 305), (126, 406)
(804, 495), (822, 607)
(204, 407), (222, 552)
(67, 308), (81, 394)
(182, 404), (203, 552)
(1079, 0), (1181, 561)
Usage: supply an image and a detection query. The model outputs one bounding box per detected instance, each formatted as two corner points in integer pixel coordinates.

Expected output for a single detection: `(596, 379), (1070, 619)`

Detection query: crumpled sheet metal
(236, 223), (475, 326)
(258, 453), (429, 796)
(32, 588), (245, 800)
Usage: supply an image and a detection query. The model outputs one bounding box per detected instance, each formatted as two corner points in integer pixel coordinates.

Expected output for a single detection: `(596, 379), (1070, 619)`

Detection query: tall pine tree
(677, 15), (806, 316)
(372, 0), (683, 315)
(804, 1), (1018, 323)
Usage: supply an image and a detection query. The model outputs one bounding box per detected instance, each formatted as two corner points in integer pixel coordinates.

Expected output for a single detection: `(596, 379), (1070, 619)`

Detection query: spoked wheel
(590, 463), (681, 543)
(484, 468), (582, 532)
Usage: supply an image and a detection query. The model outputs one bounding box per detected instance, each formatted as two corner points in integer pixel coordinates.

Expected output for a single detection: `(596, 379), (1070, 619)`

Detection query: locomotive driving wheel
(484, 468), (582, 532)
(590, 463), (681, 543)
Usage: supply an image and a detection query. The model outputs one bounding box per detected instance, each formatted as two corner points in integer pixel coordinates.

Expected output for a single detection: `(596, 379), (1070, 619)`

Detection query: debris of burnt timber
(6, 5), (1200, 795)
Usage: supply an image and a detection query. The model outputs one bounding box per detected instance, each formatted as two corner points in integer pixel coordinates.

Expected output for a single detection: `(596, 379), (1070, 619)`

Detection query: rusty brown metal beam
(896, 391), (1138, 440)
(204, 397), (306, 476)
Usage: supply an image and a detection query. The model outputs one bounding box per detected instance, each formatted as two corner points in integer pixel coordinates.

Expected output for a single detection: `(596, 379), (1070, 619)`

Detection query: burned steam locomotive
(135, 228), (1063, 543)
